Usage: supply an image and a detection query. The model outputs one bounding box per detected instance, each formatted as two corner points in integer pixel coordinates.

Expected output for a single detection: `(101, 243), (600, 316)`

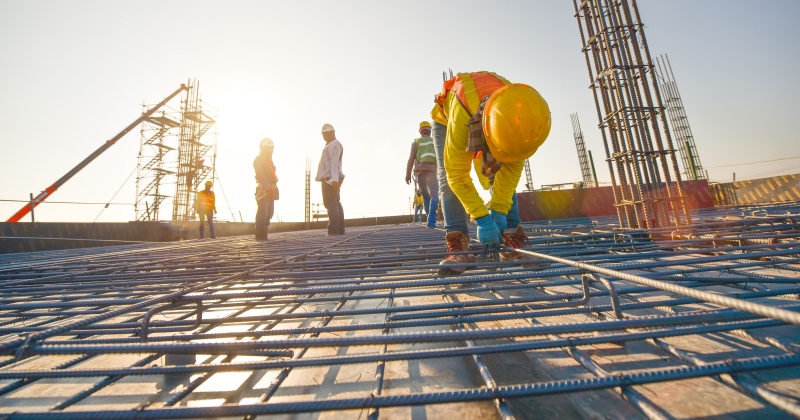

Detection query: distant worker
(254, 138), (279, 241)
(431, 71), (551, 274)
(405, 121), (439, 228)
(315, 123), (345, 236)
(195, 180), (217, 239)
(413, 189), (424, 223)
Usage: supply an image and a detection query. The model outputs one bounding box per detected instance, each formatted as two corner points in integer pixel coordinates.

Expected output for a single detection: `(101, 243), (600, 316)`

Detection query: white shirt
(315, 139), (344, 183)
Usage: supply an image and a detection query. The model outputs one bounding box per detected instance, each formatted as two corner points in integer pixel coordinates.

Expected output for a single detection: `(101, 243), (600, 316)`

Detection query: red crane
(6, 84), (189, 223)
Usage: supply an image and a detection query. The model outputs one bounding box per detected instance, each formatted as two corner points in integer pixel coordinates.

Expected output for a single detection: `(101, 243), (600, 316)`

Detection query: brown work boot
(500, 225), (550, 269)
(438, 232), (476, 276)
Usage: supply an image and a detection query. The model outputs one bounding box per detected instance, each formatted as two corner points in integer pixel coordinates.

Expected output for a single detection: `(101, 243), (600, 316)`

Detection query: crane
(6, 84), (189, 222)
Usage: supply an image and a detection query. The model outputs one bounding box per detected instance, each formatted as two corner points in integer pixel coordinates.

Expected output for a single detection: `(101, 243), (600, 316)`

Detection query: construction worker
(413, 189), (424, 223)
(315, 123), (345, 236)
(431, 71), (551, 274)
(254, 138), (279, 241)
(195, 180), (217, 239)
(405, 121), (439, 228)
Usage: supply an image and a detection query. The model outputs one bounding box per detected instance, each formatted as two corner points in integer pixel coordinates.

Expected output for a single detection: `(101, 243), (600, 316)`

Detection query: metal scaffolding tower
(571, 113), (596, 187)
(135, 108), (180, 221)
(574, 0), (691, 229)
(172, 80), (217, 222)
(656, 54), (705, 181)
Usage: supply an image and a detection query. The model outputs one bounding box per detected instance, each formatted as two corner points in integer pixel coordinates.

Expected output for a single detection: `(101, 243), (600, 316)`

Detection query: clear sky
(1, 1), (798, 223)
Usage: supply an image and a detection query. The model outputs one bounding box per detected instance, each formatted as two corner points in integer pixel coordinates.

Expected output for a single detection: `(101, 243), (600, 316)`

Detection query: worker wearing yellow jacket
(431, 71), (550, 274)
(195, 180), (217, 239)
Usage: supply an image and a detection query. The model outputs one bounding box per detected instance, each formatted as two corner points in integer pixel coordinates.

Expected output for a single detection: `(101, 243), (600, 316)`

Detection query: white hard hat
(321, 123), (335, 133)
(260, 138), (274, 148)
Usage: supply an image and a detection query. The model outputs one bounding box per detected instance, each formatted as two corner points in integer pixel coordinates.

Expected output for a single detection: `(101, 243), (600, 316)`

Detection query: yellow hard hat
(482, 84), (551, 162)
(419, 121), (431, 129)
(205, 180), (213, 186)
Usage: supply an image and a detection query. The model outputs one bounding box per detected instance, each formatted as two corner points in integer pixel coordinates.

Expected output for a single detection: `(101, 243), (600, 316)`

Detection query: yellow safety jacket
(196, 190), (216, 213)
(413, 195), (424, 207)
(430, 71), (524, 218)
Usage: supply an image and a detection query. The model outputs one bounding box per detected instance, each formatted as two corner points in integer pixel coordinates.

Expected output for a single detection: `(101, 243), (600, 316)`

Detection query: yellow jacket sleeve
(442, 93), (491, 220)
(489, 160), (523, 214)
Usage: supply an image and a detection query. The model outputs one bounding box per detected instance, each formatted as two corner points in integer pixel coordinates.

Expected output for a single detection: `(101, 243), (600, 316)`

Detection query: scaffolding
(574, 0), (691, 229)
(172, 80), (218, 222)
(571, 113), (596, 187)
(135, 107), (180, 221)
(656, 54), (706, 181)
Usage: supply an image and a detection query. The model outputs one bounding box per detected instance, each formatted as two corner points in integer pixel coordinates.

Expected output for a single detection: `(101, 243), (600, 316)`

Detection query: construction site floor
(0, 203), (799, 419)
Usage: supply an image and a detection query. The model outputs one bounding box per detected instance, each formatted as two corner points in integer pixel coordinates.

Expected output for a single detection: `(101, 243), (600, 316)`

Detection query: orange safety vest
(433, 72), (510, 122)
(196, 190), (215, 212)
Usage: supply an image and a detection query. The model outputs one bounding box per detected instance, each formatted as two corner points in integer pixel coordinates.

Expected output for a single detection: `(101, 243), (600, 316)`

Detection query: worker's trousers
(321, 182), (345, 235)
(432, 122), (469, 235)
(256, 198), (274, 232)
(416, 171), (439, 216)
(414, 205), (424, 222)
(198, 210), (215, 238)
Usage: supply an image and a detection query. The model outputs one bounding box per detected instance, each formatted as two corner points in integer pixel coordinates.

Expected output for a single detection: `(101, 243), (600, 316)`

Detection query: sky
(1, 0), (798, 223)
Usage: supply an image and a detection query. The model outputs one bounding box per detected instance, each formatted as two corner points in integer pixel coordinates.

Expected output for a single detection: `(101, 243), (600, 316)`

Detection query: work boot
(500, 225), (550, 269)
(438, 232), (477, 276)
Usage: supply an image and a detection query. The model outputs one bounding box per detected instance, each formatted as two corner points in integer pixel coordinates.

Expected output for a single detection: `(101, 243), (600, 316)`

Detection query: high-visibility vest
(196, 190), (215, 212)
(415, 136), (436, 164)
(431, 71), (510, 125)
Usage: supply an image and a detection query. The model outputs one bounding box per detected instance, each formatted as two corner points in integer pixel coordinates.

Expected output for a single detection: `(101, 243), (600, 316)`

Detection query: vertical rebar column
(656, 54), (705, 181)
(571, 113), (595, 187)
(523, 159), (534, 192)
(573, 0), (691, 228)
(305, 159), (311, 230)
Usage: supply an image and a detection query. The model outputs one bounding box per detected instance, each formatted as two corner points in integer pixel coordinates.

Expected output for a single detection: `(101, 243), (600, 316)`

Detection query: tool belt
(255, 183), (279, 201)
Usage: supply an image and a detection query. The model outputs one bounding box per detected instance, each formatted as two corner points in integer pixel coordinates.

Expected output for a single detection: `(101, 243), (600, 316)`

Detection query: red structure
(517, 180), (713, 222)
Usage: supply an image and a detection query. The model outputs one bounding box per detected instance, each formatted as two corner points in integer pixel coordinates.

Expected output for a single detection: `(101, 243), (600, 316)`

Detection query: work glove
(476, 215), (502, 249)
(489, 210), (507, 234)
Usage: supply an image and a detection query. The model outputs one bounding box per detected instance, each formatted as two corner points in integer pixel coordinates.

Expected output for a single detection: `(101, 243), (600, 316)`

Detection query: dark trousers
(321, 182), (345, 235)
(256, 198), (274, 232)
(198, 211), (215, 238)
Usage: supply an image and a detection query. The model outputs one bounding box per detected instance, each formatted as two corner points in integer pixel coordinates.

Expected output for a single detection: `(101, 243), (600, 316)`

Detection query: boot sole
(437, 265), (466, 276)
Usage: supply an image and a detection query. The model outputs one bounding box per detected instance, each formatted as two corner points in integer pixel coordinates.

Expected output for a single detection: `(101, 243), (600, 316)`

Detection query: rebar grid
(0, 203), (799, 418)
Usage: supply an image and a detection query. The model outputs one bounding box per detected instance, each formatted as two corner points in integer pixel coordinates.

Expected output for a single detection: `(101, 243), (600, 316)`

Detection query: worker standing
(315, 123), (345, 236)
(254, 138), (279, 241)
(405, 121), (439, 228)
(195, 180), (217, 239)
(431, 71), (551, 274)
(413, 189), (424, 223)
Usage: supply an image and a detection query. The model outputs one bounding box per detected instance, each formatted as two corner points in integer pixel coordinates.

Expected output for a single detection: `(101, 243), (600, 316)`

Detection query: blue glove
(476, 215), (501, 249)
(490, 210), (507, 234)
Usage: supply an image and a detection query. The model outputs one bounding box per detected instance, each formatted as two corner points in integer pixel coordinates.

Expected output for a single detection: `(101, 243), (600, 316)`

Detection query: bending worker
(254, 138), (278, 241)
(431, 71), (550, 274)
(405, 121), (439, 228)
(195, 180), (217, 239)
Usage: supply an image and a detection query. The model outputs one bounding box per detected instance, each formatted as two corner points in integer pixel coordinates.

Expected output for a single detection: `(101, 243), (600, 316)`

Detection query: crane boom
(7, 84), (189, 223)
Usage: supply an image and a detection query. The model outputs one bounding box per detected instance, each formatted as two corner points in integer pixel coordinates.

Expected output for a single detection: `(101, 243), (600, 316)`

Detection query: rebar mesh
(0, 203), (799, 418)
